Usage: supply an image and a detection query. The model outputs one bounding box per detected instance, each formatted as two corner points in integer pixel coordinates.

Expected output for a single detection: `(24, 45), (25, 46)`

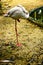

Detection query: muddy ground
(0, 0), (43, 65)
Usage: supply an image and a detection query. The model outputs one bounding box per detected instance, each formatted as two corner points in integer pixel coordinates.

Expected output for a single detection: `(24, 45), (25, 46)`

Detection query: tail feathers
(4, 13), (9, 17)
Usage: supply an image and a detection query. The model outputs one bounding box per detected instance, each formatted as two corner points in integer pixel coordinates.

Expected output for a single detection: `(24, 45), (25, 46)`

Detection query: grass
(0, 0), (43, 65)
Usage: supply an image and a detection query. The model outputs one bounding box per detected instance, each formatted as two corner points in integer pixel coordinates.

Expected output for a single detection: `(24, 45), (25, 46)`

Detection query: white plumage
(4, 5), (29, 46)
(4, 5), (29, 19)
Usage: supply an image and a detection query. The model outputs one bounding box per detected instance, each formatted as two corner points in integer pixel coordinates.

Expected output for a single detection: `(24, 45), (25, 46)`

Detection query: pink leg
(15, 20), (22, 47)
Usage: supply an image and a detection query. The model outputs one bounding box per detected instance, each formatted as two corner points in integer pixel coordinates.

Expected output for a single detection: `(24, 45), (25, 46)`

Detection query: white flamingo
(4, 5), (29, 46)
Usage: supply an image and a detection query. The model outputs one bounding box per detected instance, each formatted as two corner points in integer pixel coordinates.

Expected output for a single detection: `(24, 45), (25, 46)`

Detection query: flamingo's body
(4, 5), (29, 46)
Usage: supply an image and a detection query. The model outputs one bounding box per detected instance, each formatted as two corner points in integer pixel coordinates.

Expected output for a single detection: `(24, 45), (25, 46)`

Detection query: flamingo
(4, 5), (29, 46)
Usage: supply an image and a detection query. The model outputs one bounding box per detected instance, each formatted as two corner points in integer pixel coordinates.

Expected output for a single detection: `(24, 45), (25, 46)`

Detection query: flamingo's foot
(16, 43), (22, 47)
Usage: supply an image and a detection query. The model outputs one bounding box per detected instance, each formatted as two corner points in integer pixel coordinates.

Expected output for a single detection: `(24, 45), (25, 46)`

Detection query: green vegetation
(0, 0), (3, 15)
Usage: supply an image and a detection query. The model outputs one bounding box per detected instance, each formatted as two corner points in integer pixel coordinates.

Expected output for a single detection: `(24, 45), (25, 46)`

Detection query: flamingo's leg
(15, 20), (18, 44)
(15, 20), (22, 46)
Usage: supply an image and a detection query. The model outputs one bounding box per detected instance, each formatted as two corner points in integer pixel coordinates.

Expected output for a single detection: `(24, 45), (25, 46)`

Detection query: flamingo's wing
(4, 5), (29, 19)
(17, 5), (28, 14)
(4, 6), (19, 17)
